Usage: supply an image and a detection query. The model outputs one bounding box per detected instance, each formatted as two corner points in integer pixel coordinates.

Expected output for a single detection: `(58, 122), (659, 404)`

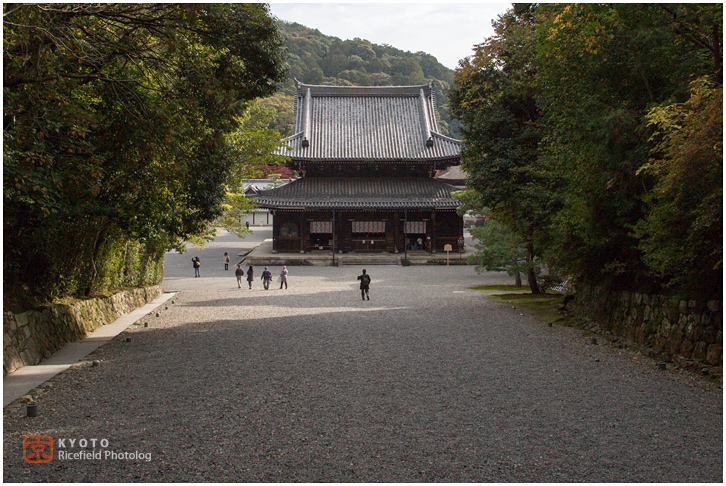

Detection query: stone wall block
(706, 344), (722, 366)
(4, 285), (163, 375)
(575, 284), (721, 367)
(4, 312), (17, 333)
(692, 342), (707, 362)
(15, 312), (30, 327)
(679, 340), (694, 358)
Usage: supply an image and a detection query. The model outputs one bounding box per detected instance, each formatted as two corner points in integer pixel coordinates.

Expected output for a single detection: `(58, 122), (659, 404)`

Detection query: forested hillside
(261, 20), (461, 138)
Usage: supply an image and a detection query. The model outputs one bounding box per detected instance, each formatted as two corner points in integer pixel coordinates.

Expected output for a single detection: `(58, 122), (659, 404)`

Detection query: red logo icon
(23, 435), (53, 463)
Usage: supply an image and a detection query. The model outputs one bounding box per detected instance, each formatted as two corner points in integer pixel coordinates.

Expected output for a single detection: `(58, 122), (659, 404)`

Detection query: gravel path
(4, 230), (722, 482)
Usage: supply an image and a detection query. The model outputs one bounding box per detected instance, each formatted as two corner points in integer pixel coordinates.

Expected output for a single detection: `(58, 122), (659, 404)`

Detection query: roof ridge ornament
(302, 87), (311, 148)
(418, 88), (434, 148)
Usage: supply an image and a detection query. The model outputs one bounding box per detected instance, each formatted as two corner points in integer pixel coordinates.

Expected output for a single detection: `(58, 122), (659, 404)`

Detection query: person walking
(357, 269), (371, 300)
(246, 265), (254, 290)
(279, 266), (288, 289)
(192, 256), (201, 277)
(235, 265), (244, 288)
(261, 267), (272, 290)
(223, 252), (230, 271)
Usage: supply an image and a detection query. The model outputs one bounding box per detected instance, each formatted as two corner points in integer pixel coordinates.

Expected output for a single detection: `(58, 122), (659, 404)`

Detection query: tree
(449, 4), (548, 294)
(533, 3), (721, 294)
(213, 100), (291, 238)
(3, 4), (287, 308)
(469, 216), (542, 288)
(634, 78), (722, 298)
(450, 3), (722, 300)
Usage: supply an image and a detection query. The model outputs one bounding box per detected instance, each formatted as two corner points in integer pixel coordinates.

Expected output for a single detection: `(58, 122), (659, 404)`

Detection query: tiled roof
(255, 177), (462, 210)
(435, 165), (467, 182)
(275, 82), (464, 162)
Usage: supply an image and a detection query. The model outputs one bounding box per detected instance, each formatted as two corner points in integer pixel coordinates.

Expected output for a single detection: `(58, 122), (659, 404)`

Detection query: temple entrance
(350, 220), (386, 252)
(309, 221), (333, 250)
(404, 220), (427, 251)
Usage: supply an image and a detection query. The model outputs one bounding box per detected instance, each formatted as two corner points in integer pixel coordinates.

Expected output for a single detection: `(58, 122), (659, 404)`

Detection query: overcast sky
(268, 3), (512, 70)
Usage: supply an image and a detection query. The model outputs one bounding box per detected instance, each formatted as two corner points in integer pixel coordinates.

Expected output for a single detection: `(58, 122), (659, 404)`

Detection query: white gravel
(3, 230), (722, 482)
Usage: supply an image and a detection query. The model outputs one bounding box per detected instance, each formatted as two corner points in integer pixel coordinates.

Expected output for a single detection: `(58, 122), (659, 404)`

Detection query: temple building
(256, 81), (464, 255)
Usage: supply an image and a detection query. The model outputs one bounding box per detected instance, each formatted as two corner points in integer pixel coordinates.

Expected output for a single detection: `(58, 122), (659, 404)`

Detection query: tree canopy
(449, 3), (722, 299)
(4, 3), (288, 309)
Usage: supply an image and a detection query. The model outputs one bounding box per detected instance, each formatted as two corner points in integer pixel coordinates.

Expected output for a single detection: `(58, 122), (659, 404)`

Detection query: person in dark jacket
(357, 269), (371, 300)
(246, 265), (254, 289)
(235, 265), (244, 288)
(261, 267), (273, 290)
(192, 256), (201, 277)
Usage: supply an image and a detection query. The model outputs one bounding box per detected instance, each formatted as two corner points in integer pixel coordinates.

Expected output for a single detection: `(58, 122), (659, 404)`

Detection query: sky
(268, 3), (511, 70)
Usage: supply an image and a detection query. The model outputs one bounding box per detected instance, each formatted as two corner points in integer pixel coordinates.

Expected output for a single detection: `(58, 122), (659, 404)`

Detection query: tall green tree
(634, 78), (722, 297)
(449, 4), (548, 293)
(450, 3), (722, 299)
(4, 4), (287, 308)
(533, 3), (721, 295)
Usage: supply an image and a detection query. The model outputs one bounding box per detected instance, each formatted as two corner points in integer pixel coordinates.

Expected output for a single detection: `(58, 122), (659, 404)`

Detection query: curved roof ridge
(295, 82), (434, 97)
(280, 131), (304, 143)
(431, 131), (465, 145)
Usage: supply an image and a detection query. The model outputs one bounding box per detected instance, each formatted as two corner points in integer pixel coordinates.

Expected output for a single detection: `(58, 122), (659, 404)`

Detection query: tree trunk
(515, 272), (522, 287)
(526, 244), (540, 294)
(84, 220), (110, 296)
(527, 266), (540, 294)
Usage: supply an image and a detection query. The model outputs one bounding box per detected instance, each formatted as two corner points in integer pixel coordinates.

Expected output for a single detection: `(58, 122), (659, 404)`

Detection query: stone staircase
(338, 254), (401, 265)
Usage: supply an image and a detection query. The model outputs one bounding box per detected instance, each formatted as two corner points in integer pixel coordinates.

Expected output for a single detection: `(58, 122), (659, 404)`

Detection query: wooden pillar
(332, 209), (336, 264)
(385, 213), (395, 252)
(431, 210), (437, 253)
(271, 211), (279, 252)
(300, 212), (307, 253)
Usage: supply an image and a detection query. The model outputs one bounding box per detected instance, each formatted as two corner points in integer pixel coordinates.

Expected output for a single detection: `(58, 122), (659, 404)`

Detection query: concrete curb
(3, 292), (177, 407)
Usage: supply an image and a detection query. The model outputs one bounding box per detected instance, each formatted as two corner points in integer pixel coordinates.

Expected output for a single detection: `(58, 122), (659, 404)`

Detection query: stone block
(4, 313), (17, 332)
(4, 285), (161, 376)
(679, 340), (694, 358)
(706, 344), (722, 366)
(15, 312), (30, 327)
(692, 342), (707, 362)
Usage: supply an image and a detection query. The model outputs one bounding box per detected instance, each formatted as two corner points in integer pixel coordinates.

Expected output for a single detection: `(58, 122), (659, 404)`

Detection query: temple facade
(256, 81), (464, 255)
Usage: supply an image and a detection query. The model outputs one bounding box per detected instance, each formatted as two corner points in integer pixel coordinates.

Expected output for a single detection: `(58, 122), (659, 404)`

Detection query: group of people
(235, 265), (288, 290)
(191, 253), (371, 299)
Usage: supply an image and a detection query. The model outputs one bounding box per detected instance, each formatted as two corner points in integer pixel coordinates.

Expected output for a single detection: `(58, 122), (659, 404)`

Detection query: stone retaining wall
(573, 284), (722, 366)
(3, 286), (163, 375)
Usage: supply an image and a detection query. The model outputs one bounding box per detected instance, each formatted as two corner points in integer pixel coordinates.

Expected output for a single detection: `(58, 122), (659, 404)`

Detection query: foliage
(468, 218), (542, 288)
(634, 78), (722, 296)
(208, 100), (291, 239)
(449, 3), (722, 300)
(3, 4), (287, 309)
(449, 5), (548, 294)
(262, 21), (461, 139)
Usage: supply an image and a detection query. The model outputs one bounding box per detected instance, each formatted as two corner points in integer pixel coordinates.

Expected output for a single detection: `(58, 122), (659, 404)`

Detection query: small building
(241, 179), (293, 226)
(256, 81), (464, 254)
